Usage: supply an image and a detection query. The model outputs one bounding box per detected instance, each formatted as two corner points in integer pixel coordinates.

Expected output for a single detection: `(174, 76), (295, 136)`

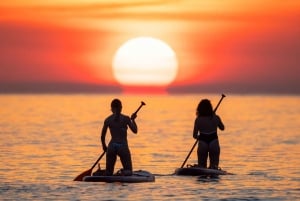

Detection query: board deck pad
(83, 170), (155, 183)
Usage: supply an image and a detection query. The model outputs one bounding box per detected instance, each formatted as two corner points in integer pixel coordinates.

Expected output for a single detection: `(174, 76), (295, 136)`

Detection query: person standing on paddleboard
(101, 99), (138, 176)
(193, 99), (225, 169)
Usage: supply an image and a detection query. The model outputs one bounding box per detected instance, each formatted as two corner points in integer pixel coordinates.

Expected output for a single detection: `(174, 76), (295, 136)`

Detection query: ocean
(0, 94), (299, 200)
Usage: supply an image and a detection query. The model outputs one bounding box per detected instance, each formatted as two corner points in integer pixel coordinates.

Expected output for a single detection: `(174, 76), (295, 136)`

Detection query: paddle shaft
(73, 151), (106, 181)
(91, 151), (106, 170)
(180, 94), (226, 168)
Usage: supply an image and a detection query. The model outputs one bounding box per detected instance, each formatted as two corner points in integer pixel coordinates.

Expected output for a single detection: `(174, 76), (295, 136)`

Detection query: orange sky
(0, 0), (299, 93)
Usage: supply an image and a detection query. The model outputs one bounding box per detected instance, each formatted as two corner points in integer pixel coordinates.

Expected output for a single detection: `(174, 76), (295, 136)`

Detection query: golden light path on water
(0, 94), (299, 200)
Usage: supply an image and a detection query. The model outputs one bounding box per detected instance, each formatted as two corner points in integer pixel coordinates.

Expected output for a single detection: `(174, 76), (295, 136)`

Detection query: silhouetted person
(193, 99), (225, 169)
(101, 99), (137, 176)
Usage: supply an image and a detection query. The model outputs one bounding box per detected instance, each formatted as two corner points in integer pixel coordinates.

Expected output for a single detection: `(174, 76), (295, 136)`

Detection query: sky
(0, 0), (299, 94)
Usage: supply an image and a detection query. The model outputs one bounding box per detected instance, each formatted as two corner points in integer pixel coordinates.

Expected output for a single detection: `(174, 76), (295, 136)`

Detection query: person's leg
(118, 145), (133, 176)
(105, 144), (117, 175)
(208, 139), (220, 169)
(197, 140), (209, 168)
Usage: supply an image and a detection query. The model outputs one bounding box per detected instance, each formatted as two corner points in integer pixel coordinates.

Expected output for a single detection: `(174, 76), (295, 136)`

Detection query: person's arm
(193, 118), (199, 139)
(101, 121), (108, 151)
(216, 115), (225, 131)
(128, 114), (138, 134)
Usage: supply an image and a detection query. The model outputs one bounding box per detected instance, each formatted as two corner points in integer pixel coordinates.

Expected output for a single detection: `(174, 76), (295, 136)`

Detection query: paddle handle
(133, 101), (146, 115)
(213, 94), (226, 113)
(180, 94), (226, 168)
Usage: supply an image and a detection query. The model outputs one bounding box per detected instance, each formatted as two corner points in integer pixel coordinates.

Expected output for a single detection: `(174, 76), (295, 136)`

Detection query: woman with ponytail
(101, 99), (138, 176)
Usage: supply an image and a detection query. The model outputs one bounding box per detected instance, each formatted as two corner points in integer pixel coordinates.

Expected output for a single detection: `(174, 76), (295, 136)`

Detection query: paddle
(73, 151), (106, 181)
(133, 101), (146, 116)
(180, 94), (226, 168)
(73, 101), (146, 181)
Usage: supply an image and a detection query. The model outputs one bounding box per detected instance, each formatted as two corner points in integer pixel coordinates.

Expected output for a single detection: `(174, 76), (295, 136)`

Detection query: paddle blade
(73, 168), (92, 181)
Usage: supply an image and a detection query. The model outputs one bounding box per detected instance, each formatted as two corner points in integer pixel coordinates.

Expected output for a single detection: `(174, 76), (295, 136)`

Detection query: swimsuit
(199, 132), (218, 144)
(111, 142), (127, 151)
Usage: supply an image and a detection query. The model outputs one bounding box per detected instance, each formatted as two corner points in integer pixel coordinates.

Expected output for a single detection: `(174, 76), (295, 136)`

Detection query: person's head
(196, 99), (213, 116)
(111, 99), (122, 114)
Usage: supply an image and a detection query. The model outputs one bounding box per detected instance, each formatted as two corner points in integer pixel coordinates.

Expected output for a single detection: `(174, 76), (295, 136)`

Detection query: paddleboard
(175, 166), (231, 176)
(83, 170), (155, 183)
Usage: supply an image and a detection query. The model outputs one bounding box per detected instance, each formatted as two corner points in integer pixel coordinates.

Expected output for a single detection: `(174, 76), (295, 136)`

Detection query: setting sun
(112, 37), (178, 87)
(0, 0), (299, 94)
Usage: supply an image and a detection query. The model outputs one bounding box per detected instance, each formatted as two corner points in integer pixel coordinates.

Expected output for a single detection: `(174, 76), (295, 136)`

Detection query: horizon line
(0, 82), (299, 95)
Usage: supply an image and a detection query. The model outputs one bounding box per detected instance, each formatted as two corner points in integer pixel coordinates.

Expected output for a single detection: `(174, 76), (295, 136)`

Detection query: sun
(112, 37), (178, 88)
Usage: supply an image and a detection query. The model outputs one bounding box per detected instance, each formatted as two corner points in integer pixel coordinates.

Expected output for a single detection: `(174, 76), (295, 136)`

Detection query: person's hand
(131, 113), (137, 120)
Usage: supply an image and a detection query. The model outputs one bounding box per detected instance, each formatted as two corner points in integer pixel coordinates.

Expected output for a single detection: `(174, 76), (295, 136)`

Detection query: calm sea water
(0, 94), (299, 201)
